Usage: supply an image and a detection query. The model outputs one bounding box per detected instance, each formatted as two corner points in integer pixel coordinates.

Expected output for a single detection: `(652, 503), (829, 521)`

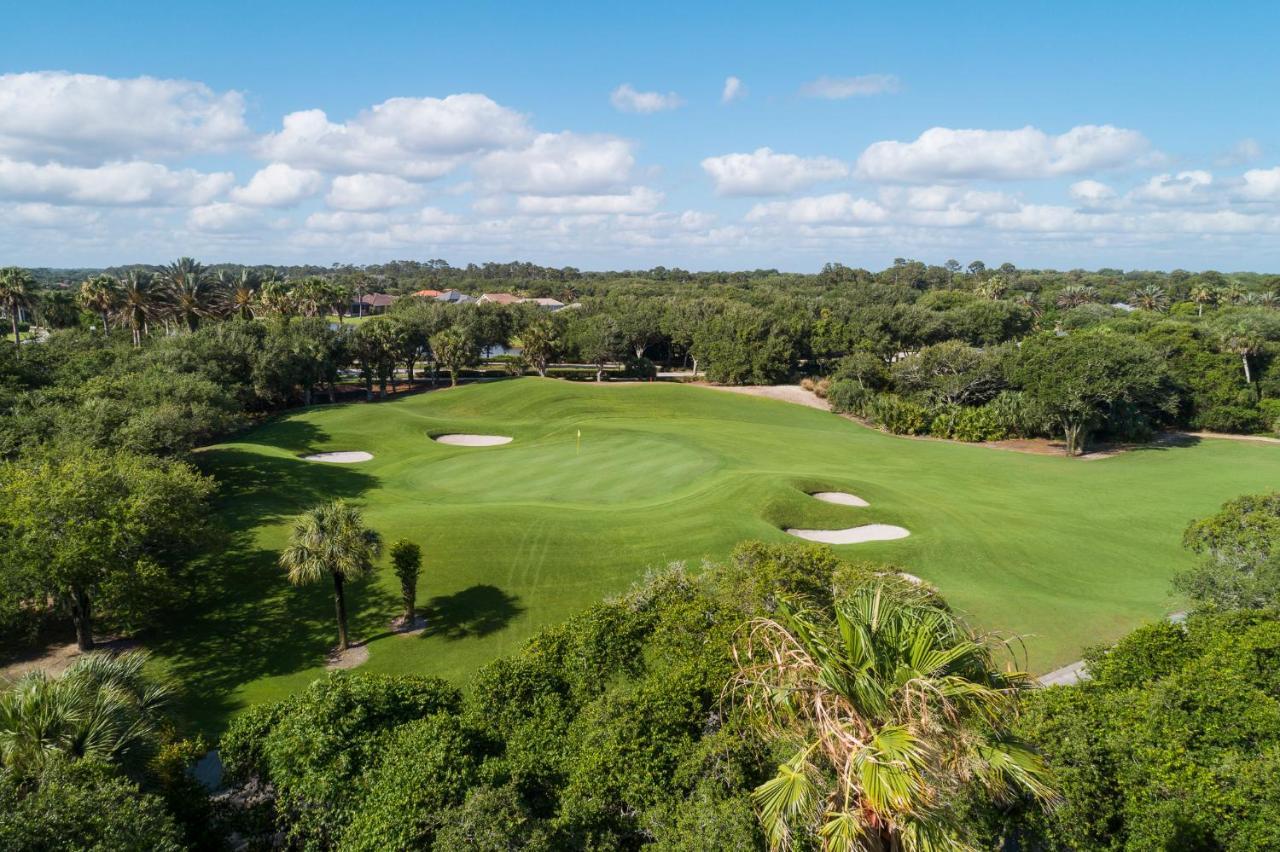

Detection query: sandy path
(786, 524), (910, 544)
(694, 383), (831, 410)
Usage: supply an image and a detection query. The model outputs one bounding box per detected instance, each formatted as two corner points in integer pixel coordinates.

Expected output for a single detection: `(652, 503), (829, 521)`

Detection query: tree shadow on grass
(227, 416), (333, 455)
(154, 447), (393, 736)
(419, 585), (525, 641)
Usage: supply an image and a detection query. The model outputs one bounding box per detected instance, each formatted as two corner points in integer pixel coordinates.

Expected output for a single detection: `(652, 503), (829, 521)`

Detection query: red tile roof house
(478, 292), (522, 305)
(413, 289), (444, 299)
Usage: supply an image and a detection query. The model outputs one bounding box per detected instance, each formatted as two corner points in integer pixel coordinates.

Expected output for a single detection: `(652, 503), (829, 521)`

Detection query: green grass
(155, 378), (1280, 735)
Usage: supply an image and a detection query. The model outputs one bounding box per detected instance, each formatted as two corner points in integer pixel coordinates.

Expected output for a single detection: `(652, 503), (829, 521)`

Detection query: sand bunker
(304, 451), (373, 463)
(785, 524), (910, 544)
(812, 491), (869, 507)
(434, 434), (513, 446)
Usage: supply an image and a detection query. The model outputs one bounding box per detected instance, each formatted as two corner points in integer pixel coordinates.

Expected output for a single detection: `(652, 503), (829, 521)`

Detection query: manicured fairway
(158, 378), (1280, 734)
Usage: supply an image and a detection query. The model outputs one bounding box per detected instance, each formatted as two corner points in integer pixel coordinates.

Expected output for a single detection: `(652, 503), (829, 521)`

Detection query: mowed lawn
(156, 378), (1280, 734)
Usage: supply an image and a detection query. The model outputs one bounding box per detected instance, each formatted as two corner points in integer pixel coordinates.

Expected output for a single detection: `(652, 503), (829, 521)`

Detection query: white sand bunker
(812, 491), (869, 507)
(434, 434), (513, 446)
(304, 451), (373, 463)
(786, 524), (911, 544)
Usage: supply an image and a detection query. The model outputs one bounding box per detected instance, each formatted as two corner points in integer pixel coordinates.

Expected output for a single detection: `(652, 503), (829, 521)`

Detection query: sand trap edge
(785, 524), (910, 544)
(811, 491), (870, 507)
(304, 451), (373, 463)
(434, 434), (513, 446)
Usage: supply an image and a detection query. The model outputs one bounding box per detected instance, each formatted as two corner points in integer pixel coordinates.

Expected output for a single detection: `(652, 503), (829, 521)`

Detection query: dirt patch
(325, 643), (369, 670)
(389, 615), (428, 636)
(1, 636), (140, 682)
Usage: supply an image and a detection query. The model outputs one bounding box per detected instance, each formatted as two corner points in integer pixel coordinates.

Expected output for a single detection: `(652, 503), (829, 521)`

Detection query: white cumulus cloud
(473, 132), (635, 195)
(258, 94), (531, 178)
(0, 157), (233, 206)
(326, 173), (424, 211)
(799, 74), (900, 99)
(610, 84), (684, 114)
(856, 125), (1151, 182)
(745, 193), (888, 224)
(230, 163), (324, 207)
(701, 148), (848, 196)
(0, 71), (249, 163)
(515, 187), (663, 214)
(1069, 179), (1117, 204)
(721, 76), (745, 104)
(1129, 170), (1214, 205)
(1238, 166), (1280, 201)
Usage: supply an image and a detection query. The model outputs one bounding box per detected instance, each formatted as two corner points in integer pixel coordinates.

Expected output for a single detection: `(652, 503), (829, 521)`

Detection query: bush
(340, 714), (484, 851)
(986, 390), (1049, 438)
(622, 356), (657, 379)
(826, 379), (872, 416)
(1258, 398), (1280, 433)
(1196, 404), (1265, 434)
(865, 393), (931, 435)
(0, 759), (185, 851)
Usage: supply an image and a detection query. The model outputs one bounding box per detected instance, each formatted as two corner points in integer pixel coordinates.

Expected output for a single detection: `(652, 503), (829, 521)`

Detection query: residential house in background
(351, 293), (397, 316)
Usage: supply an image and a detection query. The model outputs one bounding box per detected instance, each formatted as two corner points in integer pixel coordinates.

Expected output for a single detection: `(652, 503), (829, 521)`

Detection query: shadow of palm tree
(420, 585), (525, 641)
(153, 446), (390, 736)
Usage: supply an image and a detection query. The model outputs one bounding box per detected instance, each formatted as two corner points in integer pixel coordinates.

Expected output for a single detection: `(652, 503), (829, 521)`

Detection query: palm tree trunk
(449, 369), (458, 387)
(333, 572), (349, 652)
(10, 312), (18, 347)
(70, 587), (94, 652)
(1243, 354), (1253, 383)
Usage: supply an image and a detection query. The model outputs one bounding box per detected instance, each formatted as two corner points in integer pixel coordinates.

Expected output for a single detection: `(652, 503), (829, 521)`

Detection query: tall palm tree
(0, 651), (173, 778)
(228, 268), (260, 320)
(279, 501), (383, 652)
(732, 584), (1054, 851)
(1215, 317), (1268, 385)
(160, 256), (216, 331)
(257, 277), (297, 317)
(114, 270), (163, 346)
(0, 267), (36, 346)
(1055, 284), (1098, 309)
(1189, 285), (1217, 317)
(1131, 284), (1169, 313)
(1221, 282), (1248, 305)
(79, 274), (120, 335)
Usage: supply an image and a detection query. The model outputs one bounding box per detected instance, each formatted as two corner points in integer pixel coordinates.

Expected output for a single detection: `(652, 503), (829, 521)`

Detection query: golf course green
(159, 378), (1280, 734)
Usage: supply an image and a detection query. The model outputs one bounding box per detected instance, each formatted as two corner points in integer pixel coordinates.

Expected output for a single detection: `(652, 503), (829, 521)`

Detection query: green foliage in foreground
(221, 543), (939, 850)
(1010, 612), (1280, 850)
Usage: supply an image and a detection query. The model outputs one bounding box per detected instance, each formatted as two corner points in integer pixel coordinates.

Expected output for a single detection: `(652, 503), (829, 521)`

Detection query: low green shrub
(826, 379), (871, 415)
(866, 394), (931, 435)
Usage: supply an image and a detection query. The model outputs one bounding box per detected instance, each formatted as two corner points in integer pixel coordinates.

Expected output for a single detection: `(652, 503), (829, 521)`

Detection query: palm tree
(732, 584), (1054, 850)
(279, 501), (383, 652)
(228, 269), (260, 320)
(258, 277), (297, 317)
(160, 257), (216, 331)
(1215, 317), (1268, 385)
(1189, 285), (1217, 317)
(1011, 292), (1043, 321)
(1131, 284), (1169, 313)
(115, 270), (163, 346)
(0, 267), (36, 346)
(0, 651), (173, 778)
(1221, 282), (1247, 305)
(1055, 284), (1098, 309)
(79, 274), (120, 335)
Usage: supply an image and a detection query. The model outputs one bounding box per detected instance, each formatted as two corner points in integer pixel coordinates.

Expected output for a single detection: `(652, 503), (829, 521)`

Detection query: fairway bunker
(434, 434), (513, 446)
(785, 524), (910, 544)
(303, 451), (373, 463)
(811, 491), (869, 507)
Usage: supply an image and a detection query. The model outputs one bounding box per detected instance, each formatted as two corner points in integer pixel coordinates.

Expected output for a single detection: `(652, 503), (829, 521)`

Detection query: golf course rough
(173, 378), (1280, 735)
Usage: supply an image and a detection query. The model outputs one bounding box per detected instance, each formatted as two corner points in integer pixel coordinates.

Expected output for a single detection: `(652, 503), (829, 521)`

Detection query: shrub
(1258, 398), (1280, 433)
(986, 390), (1050, 438)
(1195, 404), (1265, 434)
(826, 379), (871, 416)
(952, 405), (1007, 442)
(928, 404), (962, 439)
(865, 393), (931, 435)
(799, 376), (831, 398)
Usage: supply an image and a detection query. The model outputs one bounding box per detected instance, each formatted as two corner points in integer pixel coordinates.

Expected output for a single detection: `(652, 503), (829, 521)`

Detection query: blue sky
(4, 1), (1280, 270)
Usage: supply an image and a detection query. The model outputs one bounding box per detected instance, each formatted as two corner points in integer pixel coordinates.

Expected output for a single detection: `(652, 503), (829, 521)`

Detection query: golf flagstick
(576, 428), (581, 456)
